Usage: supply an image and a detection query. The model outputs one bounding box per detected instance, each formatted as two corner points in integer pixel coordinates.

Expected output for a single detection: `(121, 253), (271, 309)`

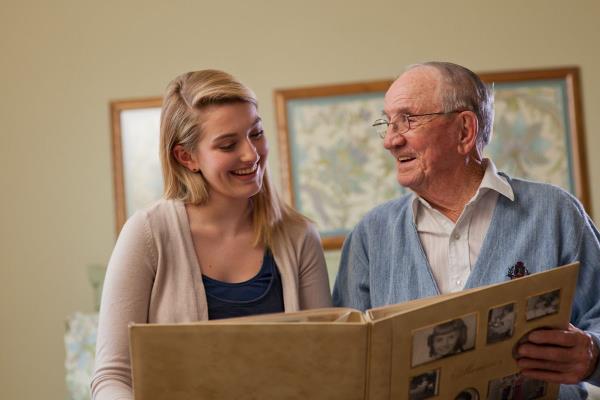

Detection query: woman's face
(189, 102), (268, 203)
(432, 330), (460, 356)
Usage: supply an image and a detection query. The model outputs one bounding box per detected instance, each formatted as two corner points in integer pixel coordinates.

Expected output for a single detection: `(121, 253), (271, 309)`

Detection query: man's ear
(173, 145), (199, 172)
(457, 111), (479, 157)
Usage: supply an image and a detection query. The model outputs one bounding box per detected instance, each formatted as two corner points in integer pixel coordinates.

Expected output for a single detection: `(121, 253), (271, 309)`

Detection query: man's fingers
(517, 357), (568, 372)
(520, 368), (581, 385)
(526, 327), (579, 347)
(518, 342), (576, 363)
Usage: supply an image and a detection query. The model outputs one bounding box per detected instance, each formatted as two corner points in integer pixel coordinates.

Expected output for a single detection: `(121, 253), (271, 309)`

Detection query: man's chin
(396, 175), (422, 192)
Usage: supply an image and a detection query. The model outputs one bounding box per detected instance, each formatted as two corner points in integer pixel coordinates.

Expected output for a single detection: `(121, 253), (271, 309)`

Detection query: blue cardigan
(333, 175), (600, 398)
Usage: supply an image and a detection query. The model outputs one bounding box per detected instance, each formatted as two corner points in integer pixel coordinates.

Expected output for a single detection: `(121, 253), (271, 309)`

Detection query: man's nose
(383, 131), (407, 150)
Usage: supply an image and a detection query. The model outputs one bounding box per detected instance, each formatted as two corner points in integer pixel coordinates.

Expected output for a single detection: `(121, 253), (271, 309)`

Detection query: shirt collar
(410, 158), (514, 219)
(479, 158), (514, 201)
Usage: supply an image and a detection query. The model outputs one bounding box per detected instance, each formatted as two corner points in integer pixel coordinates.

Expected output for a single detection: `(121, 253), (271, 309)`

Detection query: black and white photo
(408, 369), (439, 400)
(487, 303), (516, 344)
(526, 289), (560, 321)
(411, 313), (477, 367)
(455, 387), (480, 400)
(487, 373), (546, 400)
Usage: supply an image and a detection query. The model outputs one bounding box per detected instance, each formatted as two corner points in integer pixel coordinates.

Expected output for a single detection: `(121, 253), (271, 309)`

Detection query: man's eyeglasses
(372, 110), (465, 138)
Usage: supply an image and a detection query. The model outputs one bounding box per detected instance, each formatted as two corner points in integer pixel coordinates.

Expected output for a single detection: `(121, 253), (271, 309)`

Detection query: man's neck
(417, 159), (486, 222)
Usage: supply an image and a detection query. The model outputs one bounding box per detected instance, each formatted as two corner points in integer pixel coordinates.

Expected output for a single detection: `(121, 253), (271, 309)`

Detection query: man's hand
(516, 324), (599, 384)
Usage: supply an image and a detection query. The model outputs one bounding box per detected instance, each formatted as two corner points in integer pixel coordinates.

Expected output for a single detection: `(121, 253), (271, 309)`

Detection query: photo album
(129, 262), (579, 400)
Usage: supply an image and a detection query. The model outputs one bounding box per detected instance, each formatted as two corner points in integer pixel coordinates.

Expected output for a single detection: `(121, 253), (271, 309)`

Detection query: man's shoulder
(506, 174), (563, 192)
(502, 174), (582, 205)
(500, 174), (588, 220)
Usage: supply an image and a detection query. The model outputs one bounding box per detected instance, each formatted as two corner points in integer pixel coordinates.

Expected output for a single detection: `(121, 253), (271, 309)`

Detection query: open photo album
(129, 262), (579, 400)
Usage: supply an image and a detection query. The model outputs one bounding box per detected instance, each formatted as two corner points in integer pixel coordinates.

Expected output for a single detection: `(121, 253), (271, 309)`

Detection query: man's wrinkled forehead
(383, 67), (442, 114)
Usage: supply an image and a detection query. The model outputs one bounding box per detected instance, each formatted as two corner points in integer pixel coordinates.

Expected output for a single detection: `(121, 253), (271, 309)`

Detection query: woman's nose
(240, 139), (259, 162)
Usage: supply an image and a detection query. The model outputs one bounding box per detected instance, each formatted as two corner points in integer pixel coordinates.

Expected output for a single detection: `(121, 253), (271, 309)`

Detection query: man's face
(382, 67), (462, 195)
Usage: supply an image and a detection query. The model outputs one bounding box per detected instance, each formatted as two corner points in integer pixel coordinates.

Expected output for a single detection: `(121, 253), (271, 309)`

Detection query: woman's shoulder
(137, 197), (182, 216)
(124, 198), (186, 235)
(271, 213), (320, 249)
(279, 215), (315, 238)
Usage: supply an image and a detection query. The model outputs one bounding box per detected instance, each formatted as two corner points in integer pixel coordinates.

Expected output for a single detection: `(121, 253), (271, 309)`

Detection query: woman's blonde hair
(159, 69), (307, 246)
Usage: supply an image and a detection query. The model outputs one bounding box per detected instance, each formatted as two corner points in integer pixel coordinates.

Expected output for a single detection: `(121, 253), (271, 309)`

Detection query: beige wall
(1, 1), (599, 398)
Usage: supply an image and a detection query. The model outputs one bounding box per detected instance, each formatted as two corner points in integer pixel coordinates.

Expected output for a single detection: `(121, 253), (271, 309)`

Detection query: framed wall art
(479, 67), (589, 212)
(274, 80), (399, 250)
(110, 97), (163, 234)
(274, 67), (589, 249)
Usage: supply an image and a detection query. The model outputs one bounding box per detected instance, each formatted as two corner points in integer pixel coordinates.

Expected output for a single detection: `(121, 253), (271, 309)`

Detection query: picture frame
(274, 80), (396, 250)
(110, 97), (163, 234)
(274, 67), (589, 249)
(478, 67), (590, 213)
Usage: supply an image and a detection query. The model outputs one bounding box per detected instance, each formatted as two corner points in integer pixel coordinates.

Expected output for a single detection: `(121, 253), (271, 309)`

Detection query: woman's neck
(186, 195), (253, 237)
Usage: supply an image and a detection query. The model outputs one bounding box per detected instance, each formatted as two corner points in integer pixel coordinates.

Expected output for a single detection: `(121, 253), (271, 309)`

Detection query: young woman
(91, 70), (331, 400)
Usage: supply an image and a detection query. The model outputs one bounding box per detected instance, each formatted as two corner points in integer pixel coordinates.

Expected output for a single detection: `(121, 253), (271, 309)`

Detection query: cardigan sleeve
(91, 211), (157, 400)
(297, 223), (332, 309)
(571, 213), (600, 387)
(332, 224), (372, 311)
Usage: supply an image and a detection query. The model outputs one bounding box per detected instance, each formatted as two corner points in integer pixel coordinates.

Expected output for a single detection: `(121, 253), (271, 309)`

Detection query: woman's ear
(173, 145), (199, 172)
(457, 111), (479, 157)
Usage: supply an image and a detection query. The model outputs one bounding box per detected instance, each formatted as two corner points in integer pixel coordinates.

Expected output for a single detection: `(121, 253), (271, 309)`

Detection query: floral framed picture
(479, 67), (590, 212)
(110, 97), (162, 234)
(274, 67), (589, 249)
(274, 80), (398, 250)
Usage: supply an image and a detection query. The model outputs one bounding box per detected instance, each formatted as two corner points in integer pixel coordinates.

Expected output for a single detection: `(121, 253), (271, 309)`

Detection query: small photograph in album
(408, 369), (439, 400)
(410, 313), (477, 367)
(486, 373), (546, 400)
(526, 289), (560, 321)
(454, 387), (480, 400)
(486, 302), (516, 344)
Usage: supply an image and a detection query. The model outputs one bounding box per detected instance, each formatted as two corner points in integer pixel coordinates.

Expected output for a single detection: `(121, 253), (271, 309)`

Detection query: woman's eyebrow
(212, 117), (263, 142)
(212, 132), (237, 142)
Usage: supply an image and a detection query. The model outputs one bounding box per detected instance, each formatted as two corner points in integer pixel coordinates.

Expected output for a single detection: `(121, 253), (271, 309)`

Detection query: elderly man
(332, 62), (600, 397)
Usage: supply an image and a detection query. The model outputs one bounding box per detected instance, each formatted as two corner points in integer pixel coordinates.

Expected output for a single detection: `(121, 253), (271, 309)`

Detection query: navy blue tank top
(202, 250), (284, 320)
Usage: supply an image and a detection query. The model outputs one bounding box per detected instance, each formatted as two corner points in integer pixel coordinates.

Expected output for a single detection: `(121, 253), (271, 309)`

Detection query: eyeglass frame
(372, 109), (467, 139)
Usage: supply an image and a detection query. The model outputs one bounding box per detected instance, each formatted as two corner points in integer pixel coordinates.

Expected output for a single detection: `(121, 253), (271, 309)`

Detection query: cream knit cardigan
(91, 199), (332, 400)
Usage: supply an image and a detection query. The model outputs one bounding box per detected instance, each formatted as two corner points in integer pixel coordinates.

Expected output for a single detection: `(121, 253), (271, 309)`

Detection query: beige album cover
(129, 262), (579, 400)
